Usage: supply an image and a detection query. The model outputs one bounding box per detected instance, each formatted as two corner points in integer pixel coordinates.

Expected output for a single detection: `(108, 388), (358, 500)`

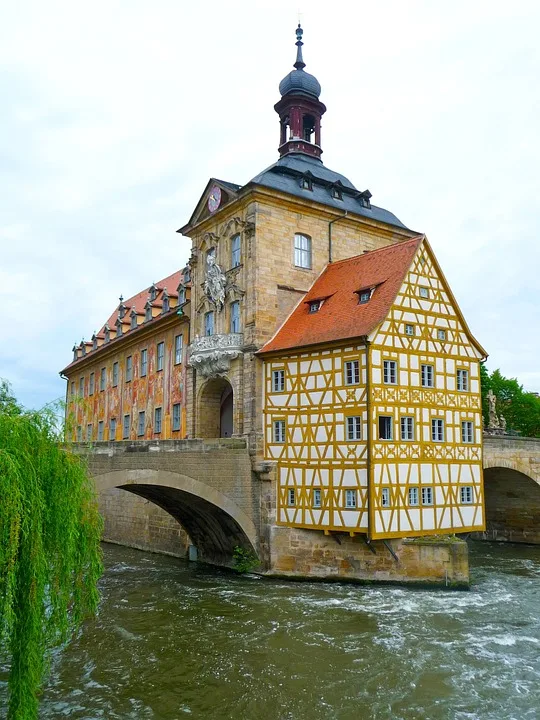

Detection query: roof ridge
(329, 235), (424, 267)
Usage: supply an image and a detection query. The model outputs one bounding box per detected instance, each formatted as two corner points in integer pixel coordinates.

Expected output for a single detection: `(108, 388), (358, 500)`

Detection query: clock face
(207, 185), (222, 213)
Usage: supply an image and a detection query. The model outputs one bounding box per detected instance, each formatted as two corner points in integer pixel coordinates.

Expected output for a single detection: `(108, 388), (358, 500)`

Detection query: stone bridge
(480, 435), (540, 544)
(84, 438), (267, 567)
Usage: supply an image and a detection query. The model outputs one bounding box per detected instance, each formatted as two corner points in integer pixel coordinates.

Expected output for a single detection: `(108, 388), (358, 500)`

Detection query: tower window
(332, 187), (342, 200)
(302, 114), (315, 142)
(294, 233), (312, 269)
(231, 234), (241, 268)
(300, 176), (313, 191)
(205, 311), (214, 336)
(230, 301), (241, 333)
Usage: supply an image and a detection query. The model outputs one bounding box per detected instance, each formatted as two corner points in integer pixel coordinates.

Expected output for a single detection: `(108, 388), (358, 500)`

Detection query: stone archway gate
(82, 438), (264, 566)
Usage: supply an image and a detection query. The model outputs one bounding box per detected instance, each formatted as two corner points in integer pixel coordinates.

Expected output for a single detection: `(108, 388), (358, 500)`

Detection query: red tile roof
(259, 237), (424, 355)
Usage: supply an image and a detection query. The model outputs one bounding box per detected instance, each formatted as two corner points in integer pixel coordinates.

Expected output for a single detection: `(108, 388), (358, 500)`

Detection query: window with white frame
(89, 372), (94, 395)
(231, 234), (241, 268)
(431, 418), (444, 442)
(421, 364), (434, 388)
(408, 487), (419, 506)
(381, 488), (391, 507)
(313, 488), (322, 508)
(400, 416), (414, 441)
(175, 335), (183, 365)
(273, 420), (286, 443)
(294, 233), (312, 269)
(344, 360), (360, 385)
(141, 348), (148, 377)
(437, 329), (447, 341)
(457, 369), (469, 391)
(346, 416), (362, 441)
(157, 342), (165, 371)
(345, 489), (357, 508)
(460, 486), (474, 504)
(421, 487), (433, 505)
(137, 411), (145, 437)
(126, 355), (132, 382)
(112, 362), (119, 387)
(405, 324), (415, 336)
(272, 370), (285, 392)
(204, 311), (214, 336)
(110, 418), (116, 441)
(97, 421), (104, 442)
(154, 407), (162, 434)
(123, 414), (130, 439)
(461, 421), (474, 444)
(378, 416), (393, 440)
(100, 367), (106, 391)
(172, 403), (181, 431)
(287, 488), (295, 506)
(419, 286), (429, 298)
(383, 360), (397, 384)
(230, 301), (241, 333)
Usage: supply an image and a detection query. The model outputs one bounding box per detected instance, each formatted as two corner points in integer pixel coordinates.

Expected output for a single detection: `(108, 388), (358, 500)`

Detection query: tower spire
(294, 23), (306, 70)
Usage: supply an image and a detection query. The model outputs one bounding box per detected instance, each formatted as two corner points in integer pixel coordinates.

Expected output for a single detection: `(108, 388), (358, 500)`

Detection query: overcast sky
(1, 0), (539, 409)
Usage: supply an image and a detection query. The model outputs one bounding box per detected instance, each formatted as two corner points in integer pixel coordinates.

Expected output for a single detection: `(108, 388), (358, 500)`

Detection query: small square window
(345, 489), (357, 509)
(172, 403), (181, 431)
(405, 324), (415, 336)
(381, 488), (391, 507)
(437, 329), (447, 341)
(460, 486), (474, 504)
(272, 370), (285, 392)
(309, 300), (322, 313)
(383, 360), (397, 385)
(408, 487), (419, 506)
(421, 487), (433, 506)
(273, 420), (286, 443)
(358, 289), (372, 304)
(287, 488), (295, 506)
(332, 187), (342, 200)
(313, 488), (322, 508)
(378, 416), (393, 440)
(419, 287), (429, 298)
(301, 177), (312, 190)
(346, 416), (362, 441)
(344, 360), (360, 385)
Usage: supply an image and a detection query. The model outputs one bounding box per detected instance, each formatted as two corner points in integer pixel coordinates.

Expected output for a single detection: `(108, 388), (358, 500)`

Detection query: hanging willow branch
(0, 394), (103, 719)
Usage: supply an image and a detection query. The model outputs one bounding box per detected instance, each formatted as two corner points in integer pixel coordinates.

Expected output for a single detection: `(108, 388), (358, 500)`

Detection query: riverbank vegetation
(0, 380), (102, 719)
(480, 365), (540, 437)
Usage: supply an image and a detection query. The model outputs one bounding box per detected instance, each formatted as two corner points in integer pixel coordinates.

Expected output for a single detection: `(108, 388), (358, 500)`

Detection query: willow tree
(0, 381), (102, 719)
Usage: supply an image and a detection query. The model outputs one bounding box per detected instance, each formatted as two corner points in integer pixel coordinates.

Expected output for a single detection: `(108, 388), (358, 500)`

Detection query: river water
(3, 542), (540, 719)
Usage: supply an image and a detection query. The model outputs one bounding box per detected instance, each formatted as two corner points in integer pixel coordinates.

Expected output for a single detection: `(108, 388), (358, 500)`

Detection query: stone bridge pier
(85, 439), (263, 567)
(480, 436), (540, 544)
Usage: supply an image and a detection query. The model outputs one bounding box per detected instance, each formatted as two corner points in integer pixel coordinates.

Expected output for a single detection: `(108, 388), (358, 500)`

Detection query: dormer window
(357, 288), (373, 304)
(116, 320), (122, 337)
(359, 191), (372, 209)
(149, 283), (158, 302)
(332, 187), (342, 200)
(145, 304), (152, 322)
(162, 291), (170, 313)
(130, 310), (138, 330)
(92, 335), (98, 351)
(301, 176), (313, 191)
(178, 285), (186, 304)
(81, 343), (86, 356)
(309, 300), (322, 313)
(72, 346), (78, 361)
(104, 325), (110, 343)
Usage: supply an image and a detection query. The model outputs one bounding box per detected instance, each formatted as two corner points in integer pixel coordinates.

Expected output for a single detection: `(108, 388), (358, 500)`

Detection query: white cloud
(1, 0), (539, 409)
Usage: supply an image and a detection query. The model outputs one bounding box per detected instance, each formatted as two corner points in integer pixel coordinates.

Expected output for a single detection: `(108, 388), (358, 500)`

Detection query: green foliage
(232, 545), (259, 573)
(480, 365), (540, 438)
(0, 380), (103, 719)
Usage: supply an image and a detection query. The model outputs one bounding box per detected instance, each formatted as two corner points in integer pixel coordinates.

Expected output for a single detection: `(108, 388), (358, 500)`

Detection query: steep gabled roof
(258, 237), (424, 355)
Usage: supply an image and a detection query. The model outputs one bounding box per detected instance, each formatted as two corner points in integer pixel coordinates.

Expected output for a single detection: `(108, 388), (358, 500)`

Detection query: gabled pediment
(177, 178), (242, 235)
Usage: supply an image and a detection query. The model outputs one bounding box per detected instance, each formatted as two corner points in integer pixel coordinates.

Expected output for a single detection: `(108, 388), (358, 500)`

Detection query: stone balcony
(188, 333), (244, 378)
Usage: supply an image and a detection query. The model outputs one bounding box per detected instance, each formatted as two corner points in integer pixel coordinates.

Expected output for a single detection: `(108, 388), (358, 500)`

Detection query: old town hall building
(62, 25), (486, 554)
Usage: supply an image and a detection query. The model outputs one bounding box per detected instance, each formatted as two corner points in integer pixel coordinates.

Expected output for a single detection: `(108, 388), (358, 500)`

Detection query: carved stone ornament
(204, 254), (226, 311)
(188, 333), (244, 378)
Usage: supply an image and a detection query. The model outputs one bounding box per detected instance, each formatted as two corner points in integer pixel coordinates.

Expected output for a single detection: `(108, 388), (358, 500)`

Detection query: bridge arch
(94, 469), (258, 565)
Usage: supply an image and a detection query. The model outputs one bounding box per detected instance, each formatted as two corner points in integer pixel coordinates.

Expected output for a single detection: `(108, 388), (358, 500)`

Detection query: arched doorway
(198, 377), (234, 439)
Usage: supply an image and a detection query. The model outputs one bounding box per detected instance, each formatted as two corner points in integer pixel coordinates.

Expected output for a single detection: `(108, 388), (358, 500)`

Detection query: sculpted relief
(204, 254), (226, 312)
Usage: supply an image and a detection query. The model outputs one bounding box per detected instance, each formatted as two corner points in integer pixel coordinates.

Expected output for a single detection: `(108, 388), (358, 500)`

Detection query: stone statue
(204, 254), (226, 312)
(500, 414), (507, 433)
(487, 389), (499, 430)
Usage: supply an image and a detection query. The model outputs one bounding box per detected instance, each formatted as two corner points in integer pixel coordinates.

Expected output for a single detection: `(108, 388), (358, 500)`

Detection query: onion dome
(278, 24), (321, 99)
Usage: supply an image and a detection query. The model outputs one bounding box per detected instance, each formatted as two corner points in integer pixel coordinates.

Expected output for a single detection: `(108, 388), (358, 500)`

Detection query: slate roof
(258, 236), (424, 355)
(250, 154), (408, 229)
